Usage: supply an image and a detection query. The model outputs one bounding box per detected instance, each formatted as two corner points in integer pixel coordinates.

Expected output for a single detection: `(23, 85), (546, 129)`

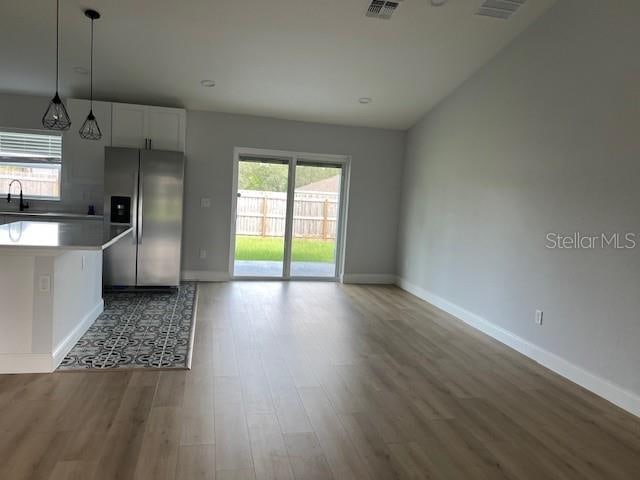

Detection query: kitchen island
(0, 220), (133, 373)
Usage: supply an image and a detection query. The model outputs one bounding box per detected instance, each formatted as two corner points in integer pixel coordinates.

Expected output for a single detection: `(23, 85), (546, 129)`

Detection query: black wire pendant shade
(79, 9), (102, 140)
(42, 93), (72, 130)
(42, 0), (71, 130)
(79, 110), (102, 140)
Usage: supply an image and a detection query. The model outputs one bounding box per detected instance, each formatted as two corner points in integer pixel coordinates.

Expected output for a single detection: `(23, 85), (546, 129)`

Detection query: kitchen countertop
(0, 220), (132, 251)
(0, 210), (103, 220)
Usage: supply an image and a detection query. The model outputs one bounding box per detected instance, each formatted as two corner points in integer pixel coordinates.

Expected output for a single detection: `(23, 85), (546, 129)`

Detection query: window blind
(0, 131), (62, 162)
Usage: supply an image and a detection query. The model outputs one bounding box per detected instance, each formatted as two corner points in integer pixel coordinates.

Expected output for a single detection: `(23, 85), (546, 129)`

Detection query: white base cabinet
(0, 249), (103, 373)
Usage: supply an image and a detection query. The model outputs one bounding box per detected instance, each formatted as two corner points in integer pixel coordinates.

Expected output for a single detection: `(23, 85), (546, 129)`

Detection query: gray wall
(398, 0), (640, 397)
(0, 94), (405, 279)
(184, 110), (405, 278)
(0, 93), (110, 214)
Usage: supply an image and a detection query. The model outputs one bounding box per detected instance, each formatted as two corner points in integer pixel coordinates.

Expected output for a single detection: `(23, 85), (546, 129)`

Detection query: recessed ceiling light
(358, 97), (372, 104)
(200, 79), (216, 87)
(431, 0), (448, 6)
(74, 66), (89, 75)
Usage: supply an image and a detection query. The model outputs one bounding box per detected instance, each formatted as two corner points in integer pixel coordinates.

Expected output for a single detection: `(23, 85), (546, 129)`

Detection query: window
(0, 130), (62, 200)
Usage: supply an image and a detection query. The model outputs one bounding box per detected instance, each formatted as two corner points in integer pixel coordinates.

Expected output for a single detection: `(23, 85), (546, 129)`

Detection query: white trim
(342, 273), (396, 284)
(228, 150), (241, 277)
(229, 147), (351, 280)
(0, 299), (103, 374)
(100, 226), (134, 250)
(235, 147), (350, 163)
(182, 270), (230, 282)
(283, 155), (297, 278)
(396, 277), (640, 418)
(335, 158), (350, 282)
(52, 299), (104, 369)
(232, 276), (338, 282)
(185, 285), (199, 370)
(0, 353), (53, 374)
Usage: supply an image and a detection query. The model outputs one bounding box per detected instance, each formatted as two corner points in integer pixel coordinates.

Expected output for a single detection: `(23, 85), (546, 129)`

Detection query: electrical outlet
(535, 310), (543, 326)
(200, 197), (211, 208)
(199, 249), (207, 259)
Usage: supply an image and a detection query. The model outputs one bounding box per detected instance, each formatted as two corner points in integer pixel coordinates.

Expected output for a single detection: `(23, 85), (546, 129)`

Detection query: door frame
(229, 147), (351, 281)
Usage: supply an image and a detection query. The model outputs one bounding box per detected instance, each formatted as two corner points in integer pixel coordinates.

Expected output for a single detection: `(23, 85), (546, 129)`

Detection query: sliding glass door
(233, 158), (289, 277)
(291, 161), (342, 278)
(231, 151), (347, 280)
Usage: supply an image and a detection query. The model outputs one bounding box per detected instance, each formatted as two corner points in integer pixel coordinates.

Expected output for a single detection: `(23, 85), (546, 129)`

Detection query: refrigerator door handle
(138, 171), (143, 244)
(132, 172), (139, 243)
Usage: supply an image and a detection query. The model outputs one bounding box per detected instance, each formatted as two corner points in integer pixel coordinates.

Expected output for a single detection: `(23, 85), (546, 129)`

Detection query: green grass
(235, 236), (335, 263)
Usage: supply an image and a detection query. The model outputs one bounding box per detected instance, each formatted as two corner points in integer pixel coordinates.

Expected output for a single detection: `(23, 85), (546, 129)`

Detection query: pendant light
(42, 0), (71, 130)
(79, 9), (102, 140)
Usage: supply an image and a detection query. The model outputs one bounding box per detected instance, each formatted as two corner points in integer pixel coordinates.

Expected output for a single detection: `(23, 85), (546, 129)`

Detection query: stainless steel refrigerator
(103, 147), (184, 288)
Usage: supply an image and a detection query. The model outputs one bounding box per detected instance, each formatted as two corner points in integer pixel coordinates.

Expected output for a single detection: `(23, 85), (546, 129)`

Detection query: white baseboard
(182, 271), (395, 284)
(0, 353), (54, 374)
(181, 270), (230, 282)
(185, 285), (199, 370)
(52, 299), (104, 370)
(396, 277), (640, 418)
(342, 273), (396, 284)
(0, 300), (103, 374)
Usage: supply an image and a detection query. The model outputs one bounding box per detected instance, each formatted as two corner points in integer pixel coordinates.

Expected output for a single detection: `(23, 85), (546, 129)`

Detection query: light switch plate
(39, 275), (51, 293)
(200, 197), (211, 208)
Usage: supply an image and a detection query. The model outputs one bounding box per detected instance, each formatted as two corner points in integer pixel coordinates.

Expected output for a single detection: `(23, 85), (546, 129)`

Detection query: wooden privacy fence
(0, 172), (60, 198)
(236, 190), (339, 239)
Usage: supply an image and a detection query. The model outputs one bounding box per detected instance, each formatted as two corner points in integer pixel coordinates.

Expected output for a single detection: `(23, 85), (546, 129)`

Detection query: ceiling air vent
(366, 0), (403, 20)
(476, 0), (526, 20)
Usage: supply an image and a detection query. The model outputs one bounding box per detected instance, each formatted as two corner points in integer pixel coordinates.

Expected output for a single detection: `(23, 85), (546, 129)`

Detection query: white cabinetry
(110, 103), (146, 149)
(111, 103), (185, 151)
(146, 107), (186, 151)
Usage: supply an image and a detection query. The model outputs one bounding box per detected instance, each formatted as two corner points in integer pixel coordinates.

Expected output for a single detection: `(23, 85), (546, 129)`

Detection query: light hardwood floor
(1, 282), (640, 479)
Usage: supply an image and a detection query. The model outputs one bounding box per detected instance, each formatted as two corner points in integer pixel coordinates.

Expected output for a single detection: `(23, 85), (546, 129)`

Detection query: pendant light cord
(55, 0), (59, 92)
(90, 16), (94, 110)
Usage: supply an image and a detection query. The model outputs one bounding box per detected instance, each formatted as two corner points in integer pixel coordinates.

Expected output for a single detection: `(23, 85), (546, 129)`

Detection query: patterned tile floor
(58, 282), (196, 370)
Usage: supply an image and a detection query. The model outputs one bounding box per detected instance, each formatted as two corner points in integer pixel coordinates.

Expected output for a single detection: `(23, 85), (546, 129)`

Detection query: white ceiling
(0, 0), (556, 130)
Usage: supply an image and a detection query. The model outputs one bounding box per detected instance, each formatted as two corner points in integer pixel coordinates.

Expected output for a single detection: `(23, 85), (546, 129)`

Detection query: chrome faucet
(7, 179), (29, 212)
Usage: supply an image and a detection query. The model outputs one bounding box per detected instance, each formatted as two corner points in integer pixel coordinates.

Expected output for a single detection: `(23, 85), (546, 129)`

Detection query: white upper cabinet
(146, 106), (185, 151)
(111, 103), (146, 149)
(111, 103), (185, 152)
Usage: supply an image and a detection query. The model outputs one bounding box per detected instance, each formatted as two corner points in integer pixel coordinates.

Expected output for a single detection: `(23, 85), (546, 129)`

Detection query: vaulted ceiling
(0, 0), (556, 129)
